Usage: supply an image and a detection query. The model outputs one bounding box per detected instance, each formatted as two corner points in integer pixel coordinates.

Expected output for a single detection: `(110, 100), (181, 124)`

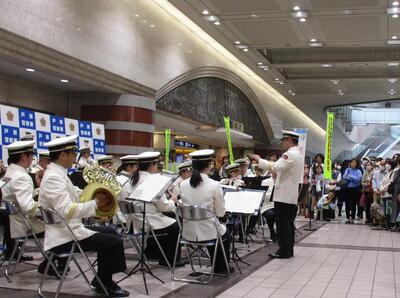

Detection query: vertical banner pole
(223, 116), (235, 164)
(324, 112), (335, 180)
(164, 129), (171, 170)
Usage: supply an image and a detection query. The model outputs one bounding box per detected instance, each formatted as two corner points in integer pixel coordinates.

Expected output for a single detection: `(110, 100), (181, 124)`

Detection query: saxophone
(80, 164), (122, 220)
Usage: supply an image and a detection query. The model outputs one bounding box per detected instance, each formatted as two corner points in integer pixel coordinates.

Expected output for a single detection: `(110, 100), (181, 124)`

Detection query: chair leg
(219, 237), (230, 276)
(5, 240), (23, 282)
(38, 252), (54, 298)
(171, 233), (181, 279)
(208, 241), (218, 283)
(151, 230), (171, 269)
(55, 247), (75, 298)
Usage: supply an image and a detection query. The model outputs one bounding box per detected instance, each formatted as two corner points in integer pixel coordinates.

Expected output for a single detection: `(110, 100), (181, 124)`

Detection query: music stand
(224, 189), (265, 273)
(118, 173), (177, 295)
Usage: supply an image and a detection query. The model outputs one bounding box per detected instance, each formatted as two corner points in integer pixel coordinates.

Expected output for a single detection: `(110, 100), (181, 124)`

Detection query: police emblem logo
(6, 111), (14, 122)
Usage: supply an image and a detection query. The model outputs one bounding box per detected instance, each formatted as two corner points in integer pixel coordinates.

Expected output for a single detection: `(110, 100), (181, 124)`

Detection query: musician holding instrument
(180, 149), (233, 274)
(220, 163), (245, 188)
(75, 141), (94, 170)
(28, 150), (50, 189)
(131, 151), (186, 268)
(96, 155), (113, 170)
(171, 161), (192, 197)
(2, 140), (44, 264)
(115, 155), (139, 227)
(39, 135), (129, 297)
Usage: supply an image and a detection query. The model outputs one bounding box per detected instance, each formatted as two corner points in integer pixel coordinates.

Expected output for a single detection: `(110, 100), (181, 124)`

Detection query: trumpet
(80, 164), (121, 220)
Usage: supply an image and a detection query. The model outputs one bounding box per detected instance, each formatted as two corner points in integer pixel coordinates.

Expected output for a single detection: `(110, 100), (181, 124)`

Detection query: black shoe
(91, 279), (129, 297)
(38, 261), (61, 278)
(268, 252), (290, 259)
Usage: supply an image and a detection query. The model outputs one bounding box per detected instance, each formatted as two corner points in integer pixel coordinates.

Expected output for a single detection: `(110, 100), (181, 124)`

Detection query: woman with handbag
(343, 159), (362, 224)
(361, 161), (374, 224)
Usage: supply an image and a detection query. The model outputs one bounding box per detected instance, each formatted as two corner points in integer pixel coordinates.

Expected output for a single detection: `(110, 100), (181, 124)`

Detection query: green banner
(164, 129), (171, 170)
(224, 116), (234, 164)
(324, 112), (335, 179)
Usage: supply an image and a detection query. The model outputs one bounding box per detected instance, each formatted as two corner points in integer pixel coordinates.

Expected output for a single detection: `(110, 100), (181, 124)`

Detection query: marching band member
(171, 161), (192, 197)
(2, 140), (44, 263)
(75, 141), (94, 169)
(96, 155), (113, 170)
(28, 150), (50, 189)
(39, 135), (129, 297)
(235, 158), (251, 178)
(115, 155), (139, 227)
(180, 149), (233, 274)
(220, 163), (245, 188)
(252, 130), (303, 259)
(131, 152), (185, 268)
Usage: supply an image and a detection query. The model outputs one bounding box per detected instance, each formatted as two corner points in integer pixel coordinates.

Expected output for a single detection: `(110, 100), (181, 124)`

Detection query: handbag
(316, 182), (321, 193)
(360, 193), (367, 207)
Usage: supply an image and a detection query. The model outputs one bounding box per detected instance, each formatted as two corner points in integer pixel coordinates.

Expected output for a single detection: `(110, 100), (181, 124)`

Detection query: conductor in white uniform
(39, 135), (129, 297)
(252, 130), (303, 259)
(180, 149), (233, 273)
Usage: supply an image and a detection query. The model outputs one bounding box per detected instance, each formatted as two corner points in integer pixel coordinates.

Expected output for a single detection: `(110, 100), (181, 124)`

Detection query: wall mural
(156, 77), (268, 143)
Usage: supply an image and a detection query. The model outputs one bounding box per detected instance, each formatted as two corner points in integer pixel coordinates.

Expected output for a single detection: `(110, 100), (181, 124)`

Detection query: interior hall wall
(0, 72), (70, 116)
(0, 0), (325, 153)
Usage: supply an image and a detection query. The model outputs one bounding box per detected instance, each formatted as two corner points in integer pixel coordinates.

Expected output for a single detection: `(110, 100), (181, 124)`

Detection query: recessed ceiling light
(60, 79), (69, 83)
(309, 42), (323, 47)
(258, 65), (269, 70)
(150, 24), (155, 28)
(321, 64), (333, 68)
(243, 48), (249, 52)
(330, 80), (340, 84)
(388, 78), (398, 83)
(234, 41), (241, 44)
(202, 9), (209, 15)
(310, 38), (316, 42)
(394, 1), (400, 6)
(205, 15), (218, 22)
(392, 35), (398, 39)
(26, 68), (35, 72)
(275, 78), (280, 81)
(135, 14), (139, 17)
(393, 14), (399, 18)
(299, 18), (306, 22)
(251, 14), (259, 18)
(235, 44), (248, 49)
(214, 21), (221, 25)
(279, 81), (284, 85)
(388, 62), (400, 66)
(257, 62), (263, 65)
(293, 6), (300, 11)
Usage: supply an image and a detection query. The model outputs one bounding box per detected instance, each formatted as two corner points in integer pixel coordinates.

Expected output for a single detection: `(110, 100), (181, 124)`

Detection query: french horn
(80, 164), (122, 220)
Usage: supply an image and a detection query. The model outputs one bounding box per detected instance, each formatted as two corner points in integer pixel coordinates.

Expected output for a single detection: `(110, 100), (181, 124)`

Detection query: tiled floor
(218, 220), (400, 298)
(1, 219), (399, 297)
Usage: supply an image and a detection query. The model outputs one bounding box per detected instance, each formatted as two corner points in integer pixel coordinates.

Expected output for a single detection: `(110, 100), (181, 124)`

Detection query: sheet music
(224, 191), (265, 214)
(117, 175), (130, 187)
(128, 173), (173, 202)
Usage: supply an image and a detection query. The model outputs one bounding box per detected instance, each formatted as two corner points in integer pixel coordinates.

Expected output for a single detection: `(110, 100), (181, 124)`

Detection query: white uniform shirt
(114, 171), (133, 225)
(76, 156), (94, 169)
(258, 146), (303, 205)
(39, 162), (97, 251)
(180, 173), (226, 242)
(260, 177), (275, 214)
(130, 171), (176, 231)
(220, 177), (244, 188)
(2, 164), (44, 238)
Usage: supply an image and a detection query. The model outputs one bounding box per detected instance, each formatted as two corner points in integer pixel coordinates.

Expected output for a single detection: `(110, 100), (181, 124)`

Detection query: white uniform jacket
(2, 164), (44, 238)
(76, 156), (94, 169)
(258, 146), (303, 205)
(115, 171), (134, 225)
(131, 171), (176, 231)
(260, 177), (275, 214)
(220, 177), (244, 188)
(39, 162), (97, 251)
(180, 173), (226, 242)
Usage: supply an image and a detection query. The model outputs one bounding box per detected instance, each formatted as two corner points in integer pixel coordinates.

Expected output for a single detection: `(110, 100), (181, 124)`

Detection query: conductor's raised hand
(251, 154), (261, 162)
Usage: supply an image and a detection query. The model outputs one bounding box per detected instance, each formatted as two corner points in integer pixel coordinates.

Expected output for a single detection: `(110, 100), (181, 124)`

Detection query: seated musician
(39, 135), (129, 297)
(235, 157), (253, 177)
(172, 161), (192, 195)
(114, 155), (139, 227)
(96, 155), (113, 170)
(1, 140), (45, 266)
(180, 149), (233, 274)
(316, 190), (337, 221)
(220, 163), (244, 188)
(130, 151), (185, 268)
